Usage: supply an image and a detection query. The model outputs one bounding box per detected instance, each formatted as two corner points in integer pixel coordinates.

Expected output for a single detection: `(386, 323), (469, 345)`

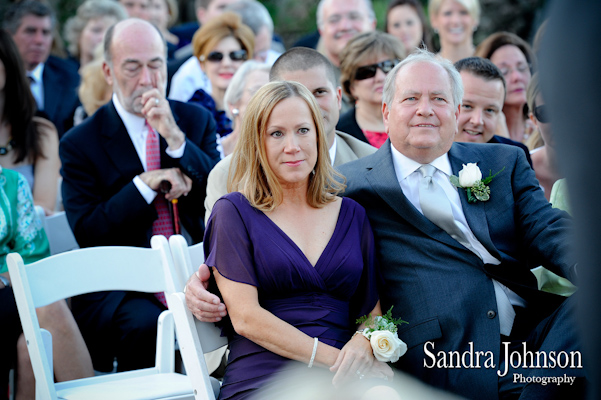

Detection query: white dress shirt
(328, 135), (337, 166)
(112, 94), (185, 204)
(390, 143), (525, 336)
(168, 57), (212, 102)
(28, 63), (44, 110)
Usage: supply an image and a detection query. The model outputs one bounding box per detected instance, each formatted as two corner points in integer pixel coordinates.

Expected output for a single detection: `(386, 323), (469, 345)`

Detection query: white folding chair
(7, 235), (194, 400)
(34, 206), (79, 255)
(164, 235), (228, 400)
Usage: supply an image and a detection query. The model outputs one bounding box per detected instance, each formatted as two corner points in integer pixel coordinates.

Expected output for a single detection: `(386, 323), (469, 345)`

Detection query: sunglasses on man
(533, 105), (549, 123)
(200, 49), (248, 63)
(354, 59), (400, 81)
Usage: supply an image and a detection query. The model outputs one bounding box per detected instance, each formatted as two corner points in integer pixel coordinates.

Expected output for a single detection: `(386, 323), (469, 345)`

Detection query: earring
(232, 108), (239, 116)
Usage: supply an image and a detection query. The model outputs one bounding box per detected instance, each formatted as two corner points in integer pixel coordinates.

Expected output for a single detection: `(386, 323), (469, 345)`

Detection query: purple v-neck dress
(204, 192), (380, 400)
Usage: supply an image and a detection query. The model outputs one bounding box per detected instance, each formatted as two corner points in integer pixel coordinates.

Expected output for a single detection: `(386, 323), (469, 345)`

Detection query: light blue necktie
(418, 164), (480, 258)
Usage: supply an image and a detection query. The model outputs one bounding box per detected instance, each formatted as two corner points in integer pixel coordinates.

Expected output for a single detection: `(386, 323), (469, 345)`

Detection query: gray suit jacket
(203, 130), (375, 223)
(338, 140), (572, 399)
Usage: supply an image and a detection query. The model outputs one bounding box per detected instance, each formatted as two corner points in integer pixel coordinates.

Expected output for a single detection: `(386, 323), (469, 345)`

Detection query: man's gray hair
(224, 60), (271, 120)
(382, 48), (464, 109)
(316, 0), (375, 28)
(225, 0), (273, 35)
(3, 0), (55, 34)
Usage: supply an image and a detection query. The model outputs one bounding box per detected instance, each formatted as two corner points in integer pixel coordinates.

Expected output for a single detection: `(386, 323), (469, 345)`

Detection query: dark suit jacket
(60, 99), (219, 248)
(488, 135), (532, 167)
(60, 99), (219, 336)
(338, 141), (572, 399)
(336, 107), (369, 144)
(42, 56), (80, 137)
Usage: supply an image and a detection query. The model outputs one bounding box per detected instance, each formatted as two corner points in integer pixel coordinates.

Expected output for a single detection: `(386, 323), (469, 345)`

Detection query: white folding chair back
(7, 235), (193, 400)
(34, 206), (79, 255)
(166, 235), (228, 400)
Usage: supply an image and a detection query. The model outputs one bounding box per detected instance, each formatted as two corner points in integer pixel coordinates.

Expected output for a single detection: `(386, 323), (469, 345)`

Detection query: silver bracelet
(308, 337), (319, 368)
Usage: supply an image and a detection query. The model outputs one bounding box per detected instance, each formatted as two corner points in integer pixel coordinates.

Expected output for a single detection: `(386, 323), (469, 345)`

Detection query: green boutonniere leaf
(482, 167), (505, 185)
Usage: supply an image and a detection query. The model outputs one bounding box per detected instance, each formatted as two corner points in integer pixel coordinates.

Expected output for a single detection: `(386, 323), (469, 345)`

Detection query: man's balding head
(102, 19), (167, 114)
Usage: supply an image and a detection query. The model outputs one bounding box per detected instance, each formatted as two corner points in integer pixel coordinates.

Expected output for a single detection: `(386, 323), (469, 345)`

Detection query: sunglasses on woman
(533, 105), (549, 123)
(200, 49), (248, 63)
(355, 59), (399, 81)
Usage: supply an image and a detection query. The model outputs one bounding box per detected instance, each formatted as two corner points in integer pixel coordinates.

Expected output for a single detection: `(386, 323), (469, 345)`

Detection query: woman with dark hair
(337, 31), (405, 148)
(0, 30), (60, 215)
(385, 0), (432, 53)
(475, 31), (537, 143)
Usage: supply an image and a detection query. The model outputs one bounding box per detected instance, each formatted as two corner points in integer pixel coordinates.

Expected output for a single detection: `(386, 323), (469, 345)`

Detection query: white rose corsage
(449, 163), (504, 203)
(356, 306), (408, 363)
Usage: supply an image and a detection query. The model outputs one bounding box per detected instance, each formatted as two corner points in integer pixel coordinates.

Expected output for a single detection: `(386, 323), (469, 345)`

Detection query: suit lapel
(333, 132), (354, 166)
(448, 143), (500, 259)
(102, 101), (145, 177)
(42, 62), (60, 119)
(365, 142), (467, 251)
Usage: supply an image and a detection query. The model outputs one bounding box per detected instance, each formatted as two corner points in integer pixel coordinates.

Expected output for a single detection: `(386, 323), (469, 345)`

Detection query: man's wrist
(165, 127), (185, 151)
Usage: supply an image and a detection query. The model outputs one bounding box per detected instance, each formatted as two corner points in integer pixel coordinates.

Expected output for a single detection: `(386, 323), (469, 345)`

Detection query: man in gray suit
(188, 50), (584, 399)
(204, 47), (375, 220)
(336, 50), (583, 398)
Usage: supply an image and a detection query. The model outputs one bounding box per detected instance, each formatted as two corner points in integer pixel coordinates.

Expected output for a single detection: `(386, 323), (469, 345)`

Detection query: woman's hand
(366, 360), (394, 381)
(329, 333), (374, 387)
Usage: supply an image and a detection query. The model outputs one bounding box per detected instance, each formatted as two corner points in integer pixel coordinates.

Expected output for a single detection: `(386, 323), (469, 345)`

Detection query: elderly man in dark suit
(4, 0), (80, 137)
(185, 49), (585, 399)
(60, 18), (219, 372)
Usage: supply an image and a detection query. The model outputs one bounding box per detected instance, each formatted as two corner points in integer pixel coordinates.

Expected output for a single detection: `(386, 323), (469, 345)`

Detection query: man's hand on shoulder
(141, 89), (185, 150)
(139, 168), (191, 200)
(185, 263), (227, 322)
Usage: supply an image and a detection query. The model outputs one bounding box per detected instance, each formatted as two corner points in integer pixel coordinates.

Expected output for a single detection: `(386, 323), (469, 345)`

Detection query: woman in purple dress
(204, 81), (393, 399)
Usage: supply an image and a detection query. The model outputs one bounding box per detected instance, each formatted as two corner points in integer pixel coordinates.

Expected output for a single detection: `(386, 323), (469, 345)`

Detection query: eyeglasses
(533, 105), (549, 123)
(200, 50), (248, 63)
(354, 59), (399, 81)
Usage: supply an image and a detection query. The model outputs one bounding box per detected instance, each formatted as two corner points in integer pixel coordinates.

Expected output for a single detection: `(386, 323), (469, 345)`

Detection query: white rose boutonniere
(356, 306), (408, 363)
(450, 163), (504, 203)
(458, 163), (482, 187)
(370, 330), (408, 363)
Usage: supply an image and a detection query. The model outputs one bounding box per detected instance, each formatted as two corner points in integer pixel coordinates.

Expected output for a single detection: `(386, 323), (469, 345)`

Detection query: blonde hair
(228, 81), (345, 211)
(428, 0), (480, 22)
(192, 12), (254, 61)
(78, 46), (111, 116)
(63, 0), (127, 58)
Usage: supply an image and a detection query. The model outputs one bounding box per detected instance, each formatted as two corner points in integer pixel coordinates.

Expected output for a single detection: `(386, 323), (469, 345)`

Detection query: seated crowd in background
(0, 0), (585, 398)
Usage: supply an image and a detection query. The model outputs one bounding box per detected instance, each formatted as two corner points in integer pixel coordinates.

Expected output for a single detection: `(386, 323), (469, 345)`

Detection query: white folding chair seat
(163, 235), (228, 400)
(34, 206), (79, 255)
(7, 235), (194, 400)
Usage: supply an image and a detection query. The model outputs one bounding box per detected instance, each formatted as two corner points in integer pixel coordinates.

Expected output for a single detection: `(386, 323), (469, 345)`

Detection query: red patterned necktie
(145, 122), (172, 307)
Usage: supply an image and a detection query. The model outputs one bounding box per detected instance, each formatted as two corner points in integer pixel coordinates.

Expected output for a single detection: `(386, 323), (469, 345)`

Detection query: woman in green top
(0, 167), (93, 400)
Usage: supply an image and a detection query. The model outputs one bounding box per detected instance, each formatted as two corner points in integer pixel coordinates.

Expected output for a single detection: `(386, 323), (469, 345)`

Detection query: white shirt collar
(112, 93), (146, 138)
(390, 143), (452, 183)
(28, 62), (44, 83)
(328, 135), (337, 166)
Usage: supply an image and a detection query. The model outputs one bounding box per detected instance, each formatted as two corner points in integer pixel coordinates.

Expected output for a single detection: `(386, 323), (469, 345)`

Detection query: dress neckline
(258, 197), (347, 269)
